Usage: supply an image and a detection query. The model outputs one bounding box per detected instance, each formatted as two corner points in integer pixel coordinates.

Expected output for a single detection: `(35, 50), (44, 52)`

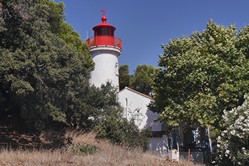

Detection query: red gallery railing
(86, 36), (122, 50)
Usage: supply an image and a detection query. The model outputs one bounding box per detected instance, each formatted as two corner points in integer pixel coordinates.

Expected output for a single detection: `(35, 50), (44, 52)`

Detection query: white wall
(90, 46), (121, 89)
(117, 87), (161, 131)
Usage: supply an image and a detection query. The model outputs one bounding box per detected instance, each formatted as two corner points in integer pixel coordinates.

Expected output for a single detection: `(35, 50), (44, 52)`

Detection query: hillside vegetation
(0, 130), (202, 166)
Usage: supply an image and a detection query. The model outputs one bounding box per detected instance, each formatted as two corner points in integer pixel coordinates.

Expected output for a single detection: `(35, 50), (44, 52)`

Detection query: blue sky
(54, 0), (249, 73)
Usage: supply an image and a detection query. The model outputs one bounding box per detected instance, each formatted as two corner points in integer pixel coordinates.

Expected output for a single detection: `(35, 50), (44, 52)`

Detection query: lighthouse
(85, 15), (176, 158)
(86, 16), (122, 89)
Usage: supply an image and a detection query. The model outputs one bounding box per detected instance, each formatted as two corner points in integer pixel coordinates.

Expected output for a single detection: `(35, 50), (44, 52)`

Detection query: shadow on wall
(145, 109), (161, 132)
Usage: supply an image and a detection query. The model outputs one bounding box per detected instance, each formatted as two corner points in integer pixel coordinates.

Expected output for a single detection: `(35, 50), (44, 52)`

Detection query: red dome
(93, 16), (116, 31)
(86, 16), (122, 50)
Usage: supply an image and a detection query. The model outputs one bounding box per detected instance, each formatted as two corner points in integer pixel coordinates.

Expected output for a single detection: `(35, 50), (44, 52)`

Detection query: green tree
(41, 0), (93, 69)
(0, 0), (93, 130)
(67, 82), (122, 129)
(131, 64), (157, 95)
(119, 64), (157, 95)
(119, 64), (131, 90)
(150, 21), (249, 133)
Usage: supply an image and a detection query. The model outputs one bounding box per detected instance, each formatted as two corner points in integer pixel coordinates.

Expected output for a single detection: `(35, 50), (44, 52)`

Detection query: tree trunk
(207, 127), (212, 153)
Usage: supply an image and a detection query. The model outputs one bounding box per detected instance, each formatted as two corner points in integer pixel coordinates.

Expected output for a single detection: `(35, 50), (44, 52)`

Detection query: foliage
(119, 64), (157, 95)
(119, 64), (131, 90)
(150, 21), (249, 132)
(216, 95), (249, 165)
(41, 0), (93, 68)
(131, 64), (157, 95)
(70, 143), (99, 156)
(95, 112), (150, 150)
(0, 0), (105, 131)
(67, 83), (122, 129)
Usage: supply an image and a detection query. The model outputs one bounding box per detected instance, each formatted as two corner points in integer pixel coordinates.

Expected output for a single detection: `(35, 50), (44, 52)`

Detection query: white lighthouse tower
(86, 16), (122, 89)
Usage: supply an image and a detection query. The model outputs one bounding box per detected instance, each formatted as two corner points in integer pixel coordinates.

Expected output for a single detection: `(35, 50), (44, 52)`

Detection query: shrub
(69, 143), (99, 155)
(216, 95), (249, 165)
(95, 114), (150, 151)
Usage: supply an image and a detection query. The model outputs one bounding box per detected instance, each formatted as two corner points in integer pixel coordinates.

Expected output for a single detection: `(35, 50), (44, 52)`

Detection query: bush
(95, 113), (150, 151)
(69, 143), (99, 155)
(216, 95), (249, 165)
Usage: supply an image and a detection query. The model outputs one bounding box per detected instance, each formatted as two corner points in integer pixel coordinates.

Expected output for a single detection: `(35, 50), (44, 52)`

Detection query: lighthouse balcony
(86, 36), (122, 50)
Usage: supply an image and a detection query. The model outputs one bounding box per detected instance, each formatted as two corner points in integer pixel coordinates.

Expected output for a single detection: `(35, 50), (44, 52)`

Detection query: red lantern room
(86, 16), (122, 50)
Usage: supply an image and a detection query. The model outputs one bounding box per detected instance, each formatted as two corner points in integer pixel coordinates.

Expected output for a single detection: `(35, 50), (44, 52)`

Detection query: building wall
(117, 87), (161, 131)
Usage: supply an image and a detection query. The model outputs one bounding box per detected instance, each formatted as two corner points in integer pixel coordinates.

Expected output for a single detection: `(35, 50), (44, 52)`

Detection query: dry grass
(0, 131), (203, 166)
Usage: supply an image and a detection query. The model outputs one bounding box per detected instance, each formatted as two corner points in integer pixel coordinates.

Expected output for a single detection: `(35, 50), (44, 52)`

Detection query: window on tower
(95, 27), (114, 36)
(102, 27), (110, 35)
(115, 62), (119, 76)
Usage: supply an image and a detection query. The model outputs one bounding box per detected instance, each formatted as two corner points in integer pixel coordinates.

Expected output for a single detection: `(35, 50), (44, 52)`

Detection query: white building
(117, 87), (161, 131)
(118, 87), (170, 156)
